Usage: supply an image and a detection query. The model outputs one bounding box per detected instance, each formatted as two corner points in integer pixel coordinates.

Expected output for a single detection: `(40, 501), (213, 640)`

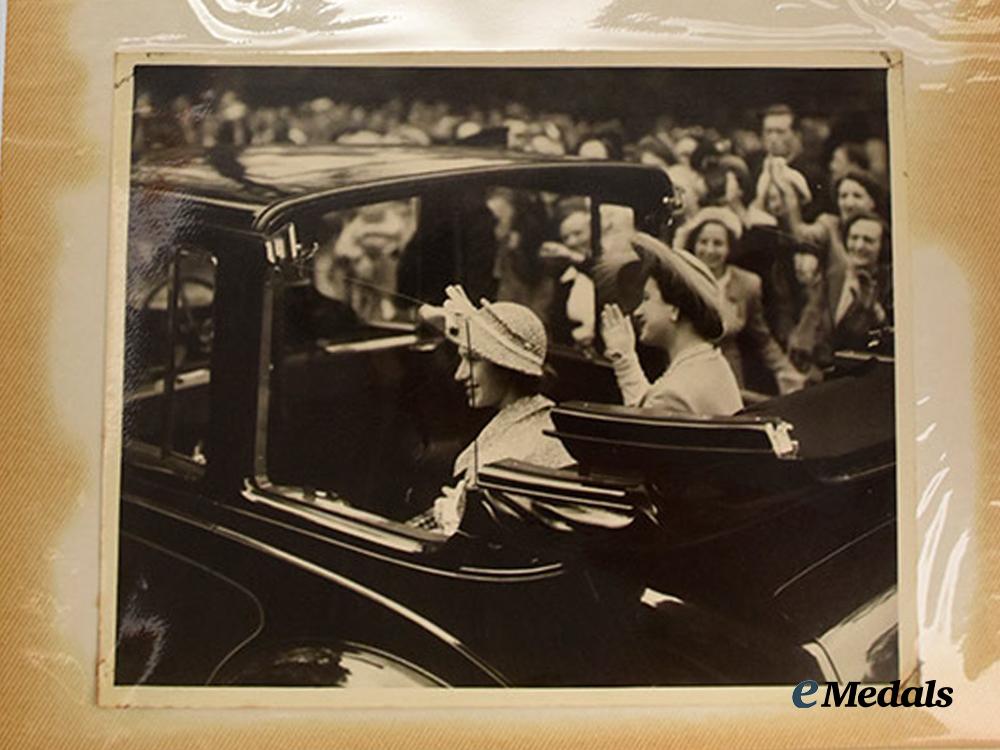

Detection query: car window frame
(248, 173), (666, 552)
(123, 244), (218, 482)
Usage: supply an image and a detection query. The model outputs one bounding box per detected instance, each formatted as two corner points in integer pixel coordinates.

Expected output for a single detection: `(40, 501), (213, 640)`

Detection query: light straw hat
(419, 286), (547, 377)
(616, 232), (726, 342)
(673, 206), (744, 252)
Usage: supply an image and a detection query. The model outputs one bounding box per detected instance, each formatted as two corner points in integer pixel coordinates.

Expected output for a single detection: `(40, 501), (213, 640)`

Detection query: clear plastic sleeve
(2, 0), (999, 746)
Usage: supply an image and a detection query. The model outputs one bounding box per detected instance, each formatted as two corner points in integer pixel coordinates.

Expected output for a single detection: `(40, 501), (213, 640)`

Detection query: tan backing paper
(3, 0), (999, 746)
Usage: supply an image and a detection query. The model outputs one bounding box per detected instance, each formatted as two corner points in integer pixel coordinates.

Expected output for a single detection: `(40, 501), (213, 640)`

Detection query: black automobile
(114, 144), (897, 688)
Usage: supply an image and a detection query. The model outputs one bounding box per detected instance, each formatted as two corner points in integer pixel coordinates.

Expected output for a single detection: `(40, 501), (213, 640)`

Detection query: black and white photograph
(103, 55), (905, 699)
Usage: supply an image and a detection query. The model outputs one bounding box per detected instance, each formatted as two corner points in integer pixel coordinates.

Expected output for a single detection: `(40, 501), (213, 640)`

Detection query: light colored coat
(453, 394), (573, 479)
(611, 342), (743, 416)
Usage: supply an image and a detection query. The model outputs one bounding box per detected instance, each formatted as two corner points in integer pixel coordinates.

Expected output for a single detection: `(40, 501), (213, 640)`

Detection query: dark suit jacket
(788, 235), (889, 368)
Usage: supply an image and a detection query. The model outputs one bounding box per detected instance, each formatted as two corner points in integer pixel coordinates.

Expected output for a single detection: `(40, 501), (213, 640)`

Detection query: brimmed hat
(419, 286), (546, 377)
(673, 206), (744, 252)
(616, 232), (725, 341)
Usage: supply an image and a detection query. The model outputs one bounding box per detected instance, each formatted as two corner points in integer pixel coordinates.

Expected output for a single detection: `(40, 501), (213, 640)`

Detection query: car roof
(131, 144), (672, 232)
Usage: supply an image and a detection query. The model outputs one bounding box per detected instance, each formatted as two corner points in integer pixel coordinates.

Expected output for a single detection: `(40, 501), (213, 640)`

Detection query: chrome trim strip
(456, 564), (564, 577)
(252, 275), (275, 481)
(550, 430), (776, 456)
(815, 460), (896, 485)
(126, 494), (217, 532)
(227, 499), (564, 583)
(125, 368), (211, 403)
(249, 479), (442, 542)
(137, 188), (266, 213)
(834, 350), (894, 365)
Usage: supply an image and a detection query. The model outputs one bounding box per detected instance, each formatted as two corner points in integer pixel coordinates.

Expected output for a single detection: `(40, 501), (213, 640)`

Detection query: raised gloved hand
(600, 303), (636, 360)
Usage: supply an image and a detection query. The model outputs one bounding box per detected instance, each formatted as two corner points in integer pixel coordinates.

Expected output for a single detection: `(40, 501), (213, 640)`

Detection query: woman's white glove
(432, 479), (468, 537)
(600, 303), (636, 360)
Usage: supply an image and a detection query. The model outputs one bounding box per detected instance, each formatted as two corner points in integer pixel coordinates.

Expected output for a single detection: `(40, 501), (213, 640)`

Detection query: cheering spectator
(744, 164), (822, 349)
(754, 104), (826, 219)
(785, 207), (892, 376)
(832, 211), (892, 348)
(674, 208), (803, 394)
(778, 166), (885, 262)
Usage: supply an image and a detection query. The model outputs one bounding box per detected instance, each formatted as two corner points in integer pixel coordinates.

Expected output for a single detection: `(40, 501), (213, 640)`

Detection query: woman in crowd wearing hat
(674, 207), (804, 395)
(600, 233), (743, 416)
(410, 286), (573, 534)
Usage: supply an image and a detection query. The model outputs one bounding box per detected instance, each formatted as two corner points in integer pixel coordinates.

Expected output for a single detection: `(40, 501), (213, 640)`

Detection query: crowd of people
(135, 87), (893, 399)
(129, 85), (895, 535)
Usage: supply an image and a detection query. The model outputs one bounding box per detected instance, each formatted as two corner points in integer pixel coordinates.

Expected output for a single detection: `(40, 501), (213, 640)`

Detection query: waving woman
(600, 233), (743, 417)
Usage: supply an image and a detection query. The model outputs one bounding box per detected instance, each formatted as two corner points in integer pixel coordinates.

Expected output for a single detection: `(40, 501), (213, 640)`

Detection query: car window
(482, 187), (636, 352)
(310, 198), (420, 326)
(261, 185), (642, 533)
(123, 241), (217, 474)
(266, 193), (477, 525)
(261, 185), (645, 527)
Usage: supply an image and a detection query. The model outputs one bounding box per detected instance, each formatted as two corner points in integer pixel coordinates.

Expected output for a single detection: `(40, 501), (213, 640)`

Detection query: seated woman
(410, 286), (573, 534)
(600, 233), (743, 416)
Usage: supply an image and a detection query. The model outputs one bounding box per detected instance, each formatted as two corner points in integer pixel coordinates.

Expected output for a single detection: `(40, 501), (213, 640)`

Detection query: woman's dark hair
(682, 218), (739, 261)
(835, 169), (887, 218)
(490, 187), (549, 282)
(700, 155), (752, 207)
(633, 135), (676, 167)
(843, 210), (891, 265)
(501, 367), (545, 400)
(700, 163), (730, 206)
(647, 259), (723, 342)
(835, 141), (871, 172)
(553, 196), (590, 229)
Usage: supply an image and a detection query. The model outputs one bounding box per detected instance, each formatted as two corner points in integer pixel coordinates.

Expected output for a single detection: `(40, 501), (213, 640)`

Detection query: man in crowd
(754, 104), (826, 219)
